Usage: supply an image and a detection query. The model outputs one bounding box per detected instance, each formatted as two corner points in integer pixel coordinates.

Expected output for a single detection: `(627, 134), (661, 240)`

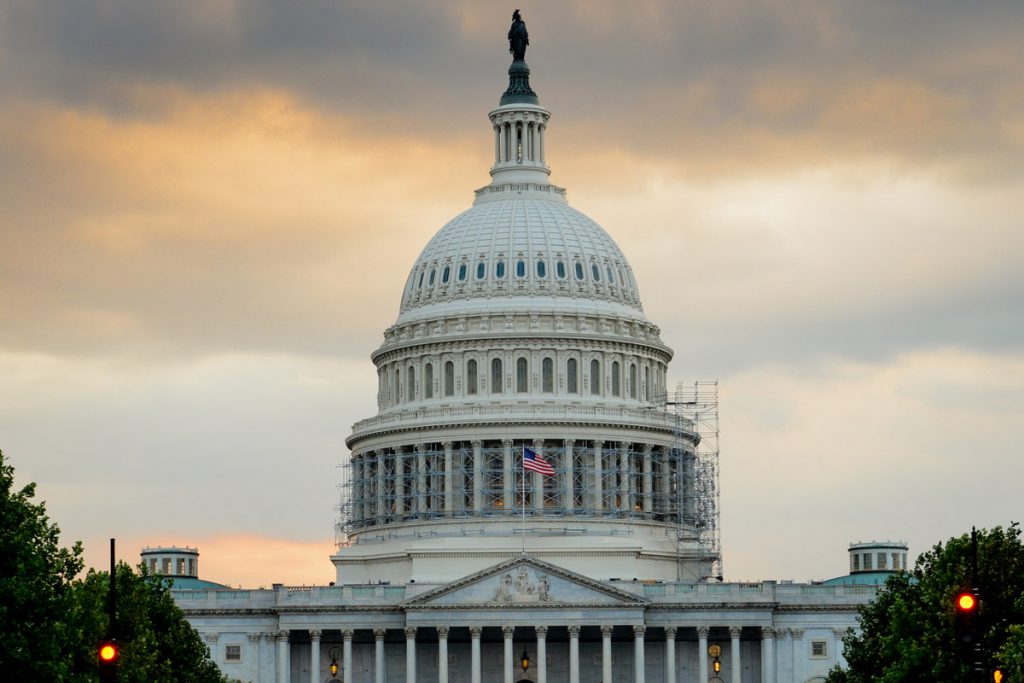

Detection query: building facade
(173, 21), (882, 683)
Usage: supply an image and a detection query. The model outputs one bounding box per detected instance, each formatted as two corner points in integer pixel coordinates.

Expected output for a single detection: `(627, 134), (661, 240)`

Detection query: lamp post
(708, 643), (722, 676)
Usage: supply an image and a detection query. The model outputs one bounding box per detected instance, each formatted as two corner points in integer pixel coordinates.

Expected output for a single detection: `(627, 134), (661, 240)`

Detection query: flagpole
(521, 445), (527, 554)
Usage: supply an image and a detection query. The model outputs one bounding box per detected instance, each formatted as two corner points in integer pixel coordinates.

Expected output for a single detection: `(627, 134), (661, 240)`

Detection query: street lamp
(328, 646), (342, 679)
(521, 649), (531, 673)
(708, 643), (722, 674)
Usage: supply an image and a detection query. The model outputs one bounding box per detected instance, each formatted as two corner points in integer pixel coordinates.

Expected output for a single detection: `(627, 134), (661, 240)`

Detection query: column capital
(342, 629), (354, 640)
(471, 440), (483, 449)
(502, 438), (514, 448)
(600, 625), (614, 637)
(248, 633), (262, 643)
(790, 628), (805, 639)
(502, 625), (515, 638)
(261, 632), (276, 642)
(568, 625), (581, 637)
(536, 626), (548, 638)
(697, 626), (710, 638)
(309, 629), (322, 641)
(633, 624), (646, 637)
(833, 627), (849, 638)
(643, 443), (654, 453)
(593, 440), (605, 448)
(276, 630), (290, 642)
(730, 626), (743, 638)
(374, 628), (387, 640)
(204, 632), (219, 644)
(415, 443), (425, 453)
(442, 441), (453, 449)
(665, 626), (677, 639)
(564, 439), (575, 448)
(762, 627), (777, 639)
(437, 625), (450, 638)
(532, 438), (544, 449)
(404, 626), (417, 639)
(470, 626), (483, 638)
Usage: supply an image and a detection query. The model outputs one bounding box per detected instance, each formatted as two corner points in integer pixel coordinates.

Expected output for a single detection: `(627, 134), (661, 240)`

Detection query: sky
(1, 0), (1022, 587)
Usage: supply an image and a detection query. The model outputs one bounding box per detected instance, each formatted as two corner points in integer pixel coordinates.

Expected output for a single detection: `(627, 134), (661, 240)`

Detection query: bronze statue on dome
(508, 9), (529, 61)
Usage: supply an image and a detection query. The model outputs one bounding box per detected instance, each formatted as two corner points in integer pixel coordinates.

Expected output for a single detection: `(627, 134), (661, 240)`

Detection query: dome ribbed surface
(397, 197), (644, 324)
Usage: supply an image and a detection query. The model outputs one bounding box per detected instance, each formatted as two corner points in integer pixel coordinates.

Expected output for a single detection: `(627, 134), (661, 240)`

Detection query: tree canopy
(827, 524), (1024, 683)
(0, 450), (227, 682)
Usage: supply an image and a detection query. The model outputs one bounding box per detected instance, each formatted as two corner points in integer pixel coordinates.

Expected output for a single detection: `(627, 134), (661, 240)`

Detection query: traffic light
(953, 588), (979, 645)
(992, 667), (1004, 683)
(98, 639), (119, 682)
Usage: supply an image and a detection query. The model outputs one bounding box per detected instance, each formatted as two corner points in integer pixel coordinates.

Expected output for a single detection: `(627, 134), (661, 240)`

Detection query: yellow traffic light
(993, 668), (1003, 683)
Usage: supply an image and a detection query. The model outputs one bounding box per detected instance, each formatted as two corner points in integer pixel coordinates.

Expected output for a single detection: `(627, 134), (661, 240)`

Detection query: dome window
(515, 260), (526, 278)
(556, 261), (566, 279)
(611, 361), (621, 396)
(442, 266), (451, 284)
(617, 267), (626, 286)
(606, 266), (615, 283)
(542, 357), (554, 393)
(629, 363), (637, 399)
(590, 359), (601, 395)
(418, 271), (425, 289)
(567, 358), (578, 393)
(444, 361), (455, 396)
(424, 363), (434, 399)
(516, 358), (528, 393)
(491, 358), (503, 394)
(407, 366), (416, 401)
(466, 359), (478, 395)
(591, 264), (601, 281)
(428, 268), (436, 286)
(495, 260), (506, 278)
(574, 262), (585, 280)
(458, 264), (468, 282)
(475, 262), (486, 280)
(536, 260), (547, 278)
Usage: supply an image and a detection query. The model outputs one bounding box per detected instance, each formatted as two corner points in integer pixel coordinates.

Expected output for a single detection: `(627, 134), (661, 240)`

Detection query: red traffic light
(98, 640), (119, 663)
(956, 591), (977, 612)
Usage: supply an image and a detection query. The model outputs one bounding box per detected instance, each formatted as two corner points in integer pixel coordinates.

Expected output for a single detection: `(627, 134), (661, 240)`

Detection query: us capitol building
(170, 16), (905, 683)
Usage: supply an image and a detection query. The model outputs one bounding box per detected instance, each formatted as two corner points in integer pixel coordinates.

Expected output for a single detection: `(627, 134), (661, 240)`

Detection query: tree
(827, 524), (1024, 683)
(66, 563), (229, 682)
(0, 449), (84, 679)
(997, 624), (1024, 680)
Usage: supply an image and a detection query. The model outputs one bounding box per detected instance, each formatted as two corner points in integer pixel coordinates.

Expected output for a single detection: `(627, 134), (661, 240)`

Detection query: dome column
(472, 440), (484, 514)
(533, 439), (545, 513)
(618, 443), (631, 514)
(443, 441), (454, 516)
(564, 440), (575, 513)
(642, 444), (654, 515)
(593, 441), (604, 513)
(502, 439), (514, 513)
(416, 444), (427, 516)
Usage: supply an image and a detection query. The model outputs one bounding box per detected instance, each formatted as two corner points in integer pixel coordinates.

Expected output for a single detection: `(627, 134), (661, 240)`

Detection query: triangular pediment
(404, 555), (648, 608)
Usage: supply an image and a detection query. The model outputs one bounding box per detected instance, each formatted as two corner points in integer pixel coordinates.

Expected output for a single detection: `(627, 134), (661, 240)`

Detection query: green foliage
(997, 624), (1024, 680)
(0, 449), (84, 679)
(827, 524), (1024, 683)
(66, 564), (227, 682)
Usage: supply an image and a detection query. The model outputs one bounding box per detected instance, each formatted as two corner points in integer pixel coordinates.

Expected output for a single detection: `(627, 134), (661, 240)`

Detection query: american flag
(522, 446), (555, 476)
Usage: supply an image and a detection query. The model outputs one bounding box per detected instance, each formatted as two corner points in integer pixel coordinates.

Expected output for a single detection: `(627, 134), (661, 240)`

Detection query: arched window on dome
(424, 363), (434, 398)
(516, 358), (528, 393)
(592, 263), (601, 281)
(495, 260), (506, 278)
(574, 262), (585, 280)
(428, 268), (436, 286)
(611, 361), (621, 396)
(556, 260), (566, 279)
(491, 358), (503, 394)
(617, 266), (626, 287)
(542, 357), (554, 393)
(442, 265), (451, 284)
(394, 368), (401, 404)
(407, 365), (416, 401)
(458, 263), (468, 282)
(629, 363), (637, 399)
(466, 359), (478, 395)
(567, 358), (578, 393)
(475, 261), (486, 280)
(417, 270), (425, 289)
(444, 361), (455, 397)
(536, 260), (547, 278)
(515, 259), (526, 278)
(643, 365), (650, 401)
(606, 265), (615, 284)
(590, 359), (601, 395)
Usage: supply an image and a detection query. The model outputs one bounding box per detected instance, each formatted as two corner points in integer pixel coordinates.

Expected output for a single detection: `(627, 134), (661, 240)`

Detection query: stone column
(619, 443), (631, 513)
(533, 439), (545, 513)
(405, 626), (417, 683)
(416, 445), (427, 516)
(248, 633), (263, 682)
(659, 447), (671, 516)
(593, 441), (604, 513)
(375, 451), (386, 523)
(791, 629), (804, 683)
(642, 444), (653, 514)
(503, 439), (514, 513)
(633, 625), (646, 683)
(564, 440), (575, 513)
(309, 630), (321, 683)
(664, 626), (677, 683)
(834, 628), (849, 668)
(762, 627), (776, 683)
(342, 629), (353, 683)
(569, 625), (581, 683)
(498, 122), (506, 162)
(539, 123), (546, 163)
(438, 626), (450, 683)
(536, 626), (548, 683)
(443, 441), (454, 516)
(697, 627), (709, 683)
(494, 125), (500, 163)
(730, 627), (742, 683)
(601, 625), (613, 683)
(471, 626), (483, 683)
(503, 625), (515, 683)
(374, 628), (386, 683)
(262, 633), (275, 682)
(394, 449), (405, 518)
(472, 440), (484, 514)
(276, 631), (289, 683)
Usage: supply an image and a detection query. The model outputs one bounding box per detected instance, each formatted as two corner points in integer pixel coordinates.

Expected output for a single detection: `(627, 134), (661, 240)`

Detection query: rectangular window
(862, 553), (872, 570)
(811, 640), (827, 658)
(893, 552), (901, 570)
(877, 552), (887, 569)
(225, 645), (242, 662)
(852, 553), (860, 572)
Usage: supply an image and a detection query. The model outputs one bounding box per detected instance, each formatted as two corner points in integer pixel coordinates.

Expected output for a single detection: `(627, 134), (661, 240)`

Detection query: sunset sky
(2, 1), (1022, 587)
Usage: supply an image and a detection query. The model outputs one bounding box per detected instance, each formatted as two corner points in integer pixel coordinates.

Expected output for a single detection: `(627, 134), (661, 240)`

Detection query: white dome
(397, 193), (645, 325)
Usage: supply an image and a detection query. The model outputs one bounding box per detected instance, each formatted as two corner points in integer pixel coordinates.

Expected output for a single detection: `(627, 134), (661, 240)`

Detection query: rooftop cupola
(486, 10), (552, 188)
